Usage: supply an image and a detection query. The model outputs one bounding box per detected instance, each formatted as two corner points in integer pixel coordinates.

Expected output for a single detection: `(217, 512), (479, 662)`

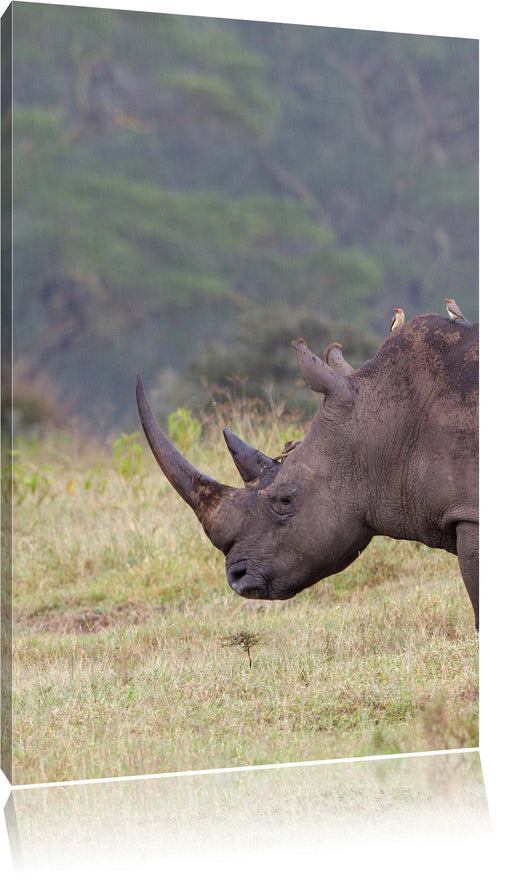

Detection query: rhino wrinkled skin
(137, 314), (479, 629)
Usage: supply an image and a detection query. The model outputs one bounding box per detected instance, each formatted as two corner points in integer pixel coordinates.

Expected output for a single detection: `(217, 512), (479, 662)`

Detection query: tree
(8, 5), (477, 431)
(151, 306), (380, 416)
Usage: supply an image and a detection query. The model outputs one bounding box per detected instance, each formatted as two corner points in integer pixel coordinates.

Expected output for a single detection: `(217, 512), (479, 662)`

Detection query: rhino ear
(292, 338), (355, 407)
(223, 429), (280, 485)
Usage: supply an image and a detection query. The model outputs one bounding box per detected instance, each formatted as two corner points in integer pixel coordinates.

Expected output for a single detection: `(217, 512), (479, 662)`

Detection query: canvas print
(1, 1), (478, 788)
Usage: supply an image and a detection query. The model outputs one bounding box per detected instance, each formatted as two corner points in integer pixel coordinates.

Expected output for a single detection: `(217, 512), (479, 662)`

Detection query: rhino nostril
(229, 565), (247, 585)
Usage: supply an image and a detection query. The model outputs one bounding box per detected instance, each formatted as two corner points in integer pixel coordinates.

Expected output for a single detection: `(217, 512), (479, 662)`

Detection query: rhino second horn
(292, 338), (355, 407)
(223, 428), (280, 485)
(324, 342), (355, 377)
(136, 375), (232, 523)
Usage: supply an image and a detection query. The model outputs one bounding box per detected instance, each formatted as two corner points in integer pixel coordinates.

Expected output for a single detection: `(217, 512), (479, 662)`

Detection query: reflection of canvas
(5, 752), (490, 875)
(2, 2), (479, 789)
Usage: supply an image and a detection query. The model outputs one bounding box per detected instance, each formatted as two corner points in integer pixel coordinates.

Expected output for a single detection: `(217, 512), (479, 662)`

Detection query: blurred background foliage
(3, 3), (478, 435)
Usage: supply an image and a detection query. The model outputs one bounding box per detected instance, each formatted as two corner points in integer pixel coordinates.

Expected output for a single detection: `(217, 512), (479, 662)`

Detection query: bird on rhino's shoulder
(390, 308), (405, 332)
(445, 298), (467, 322)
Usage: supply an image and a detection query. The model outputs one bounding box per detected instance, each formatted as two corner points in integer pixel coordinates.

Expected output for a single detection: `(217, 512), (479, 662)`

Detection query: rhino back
(351, 314), (478, 546)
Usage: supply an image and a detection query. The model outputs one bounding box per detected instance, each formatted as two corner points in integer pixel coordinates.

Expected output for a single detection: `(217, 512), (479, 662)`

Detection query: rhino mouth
(226, 545), (367, 601)
(226, 559), (305, 601)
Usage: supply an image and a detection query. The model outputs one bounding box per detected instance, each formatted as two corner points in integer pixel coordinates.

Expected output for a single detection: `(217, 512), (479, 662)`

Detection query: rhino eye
(269, 487), (297, 517)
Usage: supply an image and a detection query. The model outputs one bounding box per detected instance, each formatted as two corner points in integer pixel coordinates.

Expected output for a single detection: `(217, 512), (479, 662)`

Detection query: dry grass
(9, 413), (478, 784)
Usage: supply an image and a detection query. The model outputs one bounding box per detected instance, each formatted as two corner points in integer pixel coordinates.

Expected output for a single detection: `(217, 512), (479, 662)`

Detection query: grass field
(9, 406), (478, 785)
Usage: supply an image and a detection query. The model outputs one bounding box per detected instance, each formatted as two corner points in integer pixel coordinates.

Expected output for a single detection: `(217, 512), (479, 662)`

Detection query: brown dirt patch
(15, 602), (169, 634)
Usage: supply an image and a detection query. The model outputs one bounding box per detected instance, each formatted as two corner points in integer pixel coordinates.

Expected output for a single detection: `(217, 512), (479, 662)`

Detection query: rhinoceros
(136, 313), (479, 628)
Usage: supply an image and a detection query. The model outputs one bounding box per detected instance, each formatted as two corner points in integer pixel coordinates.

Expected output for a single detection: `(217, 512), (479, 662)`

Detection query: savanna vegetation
(9, 402), (478, 785)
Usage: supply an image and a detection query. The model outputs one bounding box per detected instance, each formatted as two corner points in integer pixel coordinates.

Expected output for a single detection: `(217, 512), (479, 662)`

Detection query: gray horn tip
(223, 427), (239, 447)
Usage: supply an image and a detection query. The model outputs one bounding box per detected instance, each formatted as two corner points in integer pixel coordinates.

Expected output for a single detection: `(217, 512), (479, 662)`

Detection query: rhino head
(136, 338), (373, 600)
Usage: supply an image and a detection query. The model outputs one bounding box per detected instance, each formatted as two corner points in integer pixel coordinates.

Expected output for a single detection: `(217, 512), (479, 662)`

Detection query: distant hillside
(5, 4), (478, 432)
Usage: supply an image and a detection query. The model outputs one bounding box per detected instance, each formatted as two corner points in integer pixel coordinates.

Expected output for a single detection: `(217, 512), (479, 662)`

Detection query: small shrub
(222, 631), (261, 668)
(8, 450), (52, 505)
(112, 432), (145, 486)
(167, 408), (202, 454)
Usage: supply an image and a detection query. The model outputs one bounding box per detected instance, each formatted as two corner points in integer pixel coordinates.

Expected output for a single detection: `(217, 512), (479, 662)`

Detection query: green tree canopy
(151, 306), (380, 417)
(6, 5), (477, 432)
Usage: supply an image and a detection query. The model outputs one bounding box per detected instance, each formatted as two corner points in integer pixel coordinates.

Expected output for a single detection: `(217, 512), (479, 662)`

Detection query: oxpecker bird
(390, 308), (405, 332)
(445, 298), (467, 322)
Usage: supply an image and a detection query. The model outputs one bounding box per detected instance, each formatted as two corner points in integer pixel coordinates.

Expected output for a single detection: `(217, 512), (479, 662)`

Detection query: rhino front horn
(136, 375), (236, 546)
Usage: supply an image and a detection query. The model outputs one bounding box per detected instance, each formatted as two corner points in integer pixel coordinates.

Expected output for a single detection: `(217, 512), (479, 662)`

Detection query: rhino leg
(456, 521), (479, 630)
